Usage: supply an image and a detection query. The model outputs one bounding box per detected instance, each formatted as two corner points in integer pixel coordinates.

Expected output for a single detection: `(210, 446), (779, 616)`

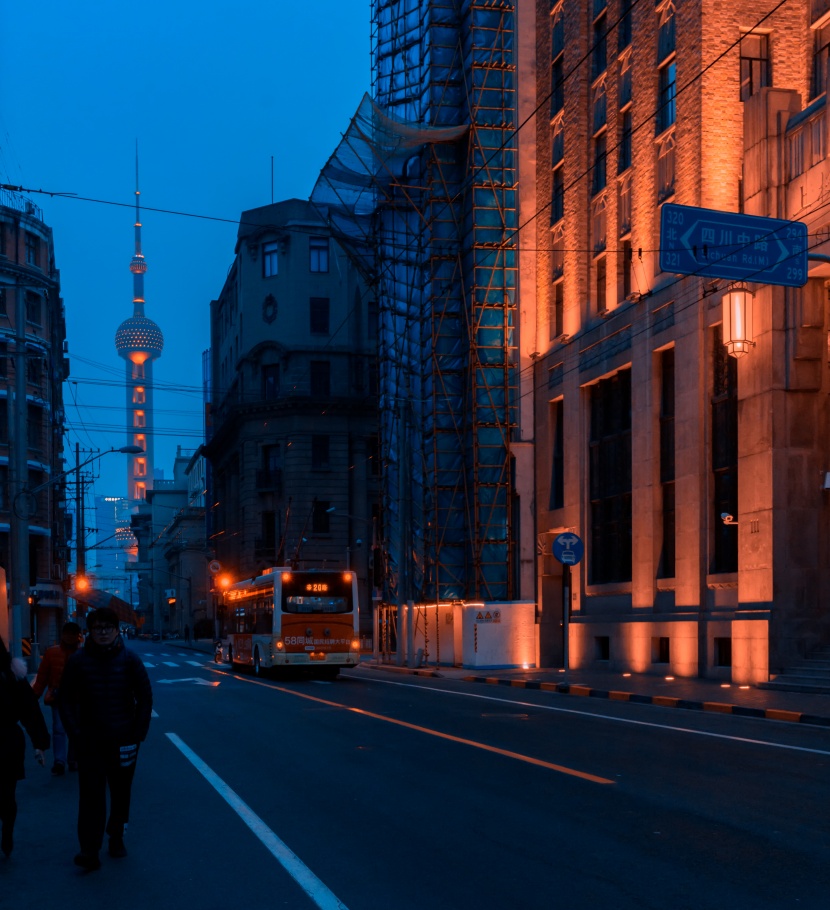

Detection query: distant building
(534, 0), (829, 681)
(130, 446), (208, 636)
(89, 495), (136, 605)
(204, 199), (378, 635)
(0, 188), (69, 649)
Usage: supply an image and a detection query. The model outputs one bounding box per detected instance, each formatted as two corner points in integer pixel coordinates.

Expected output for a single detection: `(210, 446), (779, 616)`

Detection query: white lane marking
(166, 733), (349, 910)
(186, 660), (204, 667)
(151, 709), (159, 718)
(162, 661), (178, 667)
(356, 677), (830, 758)
(143, 662), (156, 668)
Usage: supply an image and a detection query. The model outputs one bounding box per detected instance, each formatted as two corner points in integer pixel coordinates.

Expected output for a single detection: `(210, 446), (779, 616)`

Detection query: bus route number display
(305, 583), (329, 592)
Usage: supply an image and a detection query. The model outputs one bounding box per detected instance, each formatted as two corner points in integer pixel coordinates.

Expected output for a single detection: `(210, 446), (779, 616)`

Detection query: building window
(659, 348), (676, 578)
(0, 287), (6, 315)
(262, 363), (280, 400)
(619, 239), (632, 300)
(132, 362), (145, 381)
(549, 399), (564, 510)
(309, 236), (329, 272)
(134, 411), (146, 428)
(592, 79), (607, 134)
(310, 296), (330, 334)
(592, 10), (607, 80)
(0, 223), (5, 257)
(595, 256), (607, 314)
(589, 369), (632, 584)
(551, 4), (564, 117)
(310, 360), (331, 397)
(551, 115), (564, 167)
(27, 405), (43, 452)
(368, 298), (379, 339)
(595, 126), (607, 191)
(549, 280), (564, 341)
(618, 108), (632, 172)
(740, 32), (770, 101)
(813, 23), (830, 99)
(27, 355), (42, 386)
(618, 172), (632, 236)
(657, 131), (676, 201)
(788, 130), (805, 179)
(135, 460), (147, 477)
(712, 325), (738, 574)
(619, 0), (632, 52)
(0, 341), (6, 378)
(619, 50), (632, 108)
(551, 222), (565, 280)
(812, 116), (825, 166)
(25, 291), (41, 325)
(551, 166), (564, 224)
(657, 60), (676, 134)
(592, 194), (607, 254)
(263, 241), (279, 278)
(312, 500), (331, 534)
(133, 386), (146, 405)
(25, 232), (39, 268)
(657, 0), (675, 61)
(311, 435), (330, 470)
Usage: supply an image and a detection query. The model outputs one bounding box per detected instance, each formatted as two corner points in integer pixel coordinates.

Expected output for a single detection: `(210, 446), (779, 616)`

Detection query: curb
(462, 676), (830, 728)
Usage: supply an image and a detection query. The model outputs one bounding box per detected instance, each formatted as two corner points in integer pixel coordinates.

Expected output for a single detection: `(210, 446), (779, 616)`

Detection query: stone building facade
(0, 189), (69, 650)
(205, 199), (378, 636)
(534, 0), (829, 681)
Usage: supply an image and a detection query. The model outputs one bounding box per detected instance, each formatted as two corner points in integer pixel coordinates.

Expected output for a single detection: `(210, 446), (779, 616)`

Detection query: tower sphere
(115, 314), (164, 359)
(130, 254), (148, 274)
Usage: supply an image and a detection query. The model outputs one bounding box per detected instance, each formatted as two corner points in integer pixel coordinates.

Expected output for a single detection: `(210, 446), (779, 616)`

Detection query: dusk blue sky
(1, 1), (370, 498)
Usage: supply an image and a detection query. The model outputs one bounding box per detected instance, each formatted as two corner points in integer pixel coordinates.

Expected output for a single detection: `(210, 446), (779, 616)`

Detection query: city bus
(225, 567), (361, 678)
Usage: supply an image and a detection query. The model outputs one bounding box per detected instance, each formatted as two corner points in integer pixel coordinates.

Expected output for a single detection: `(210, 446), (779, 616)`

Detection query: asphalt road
(4, 640), (829, 910)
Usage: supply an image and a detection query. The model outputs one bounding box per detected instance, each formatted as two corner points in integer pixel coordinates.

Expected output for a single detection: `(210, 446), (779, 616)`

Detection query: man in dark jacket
(0, 636), (49, 858)
(59, 608), (152, 871)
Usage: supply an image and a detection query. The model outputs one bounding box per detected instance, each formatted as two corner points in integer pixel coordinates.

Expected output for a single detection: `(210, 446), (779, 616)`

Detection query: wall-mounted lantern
(723, 283), (754, 358)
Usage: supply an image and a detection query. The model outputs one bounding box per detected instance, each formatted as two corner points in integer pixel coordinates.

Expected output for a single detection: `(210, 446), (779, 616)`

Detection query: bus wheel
(253, 647), (262, 677)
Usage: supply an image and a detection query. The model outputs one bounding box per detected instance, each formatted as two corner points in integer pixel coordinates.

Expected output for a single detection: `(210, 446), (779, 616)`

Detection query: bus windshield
(280, 572), (354, 614)
(284, 595), (349, 614)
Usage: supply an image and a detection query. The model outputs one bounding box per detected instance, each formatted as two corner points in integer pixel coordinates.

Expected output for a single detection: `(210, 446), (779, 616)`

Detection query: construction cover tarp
(311, 92), (467, 277)
(69, 588), (138, 626)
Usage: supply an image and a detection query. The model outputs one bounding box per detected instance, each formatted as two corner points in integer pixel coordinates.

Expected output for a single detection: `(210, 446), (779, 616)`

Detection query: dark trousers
(76, 742), (139, 854)
(0, 776), (17, 843)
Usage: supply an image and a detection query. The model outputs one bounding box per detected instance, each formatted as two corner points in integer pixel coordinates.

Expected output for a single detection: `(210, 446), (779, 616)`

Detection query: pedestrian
(0, 636), (49, 858)
(32, 620), (83, 775)
(59, 607), (152, 871)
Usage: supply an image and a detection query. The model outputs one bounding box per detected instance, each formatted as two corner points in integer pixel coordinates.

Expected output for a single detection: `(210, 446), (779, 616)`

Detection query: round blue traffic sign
(552, 532), (584, 565)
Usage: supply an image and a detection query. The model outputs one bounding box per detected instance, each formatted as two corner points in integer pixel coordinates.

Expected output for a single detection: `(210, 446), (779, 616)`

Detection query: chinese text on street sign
(660, 203), (808, 287)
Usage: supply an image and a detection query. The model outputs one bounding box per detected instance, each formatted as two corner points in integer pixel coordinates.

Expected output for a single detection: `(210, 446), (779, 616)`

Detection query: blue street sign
(660, 203), (808, 287)
(552, 532), (584, 566)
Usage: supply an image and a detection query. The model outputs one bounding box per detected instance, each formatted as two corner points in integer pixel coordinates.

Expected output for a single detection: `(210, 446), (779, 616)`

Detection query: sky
(1, 0), (370, 499)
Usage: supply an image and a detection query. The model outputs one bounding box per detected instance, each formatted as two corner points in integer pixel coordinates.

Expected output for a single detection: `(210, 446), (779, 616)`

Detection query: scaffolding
(312, 0), (517, 607)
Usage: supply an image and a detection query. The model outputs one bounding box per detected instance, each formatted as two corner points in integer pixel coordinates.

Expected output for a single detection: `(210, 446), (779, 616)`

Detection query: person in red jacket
(0, 636), (50, 858)
(59, 608), (152, 871)
(33, 621), (83, 776)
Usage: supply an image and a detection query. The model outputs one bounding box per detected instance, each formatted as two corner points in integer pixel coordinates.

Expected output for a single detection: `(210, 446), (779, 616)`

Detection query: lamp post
(9, 444), (143, 661)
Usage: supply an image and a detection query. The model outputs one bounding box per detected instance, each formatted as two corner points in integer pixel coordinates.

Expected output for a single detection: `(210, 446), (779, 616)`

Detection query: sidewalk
(169, 639), (830, 729)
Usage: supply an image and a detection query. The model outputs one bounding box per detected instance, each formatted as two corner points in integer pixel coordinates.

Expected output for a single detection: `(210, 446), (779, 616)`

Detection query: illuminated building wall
(535, 0), (829, 682)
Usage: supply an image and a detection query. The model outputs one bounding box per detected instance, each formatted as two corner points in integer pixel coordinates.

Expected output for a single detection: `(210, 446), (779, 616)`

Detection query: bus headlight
(350, 639), (360, 651)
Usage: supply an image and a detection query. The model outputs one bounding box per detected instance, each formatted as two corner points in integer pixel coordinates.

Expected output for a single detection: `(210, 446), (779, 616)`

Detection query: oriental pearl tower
(115, 156), (163, 501)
